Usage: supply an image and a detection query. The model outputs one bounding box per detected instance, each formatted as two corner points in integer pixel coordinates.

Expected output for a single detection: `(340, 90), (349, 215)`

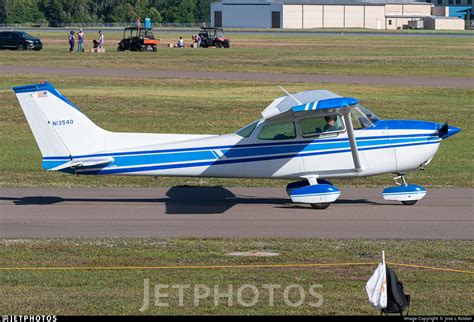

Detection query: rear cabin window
(236, 121), (258, 138)
(257, 121), (296, 140)
(301, 115), (345, 137)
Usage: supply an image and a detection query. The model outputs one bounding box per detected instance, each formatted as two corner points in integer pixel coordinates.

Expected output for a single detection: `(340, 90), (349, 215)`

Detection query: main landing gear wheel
(401, 200), (417, 206)
(310, 203), (331, 210)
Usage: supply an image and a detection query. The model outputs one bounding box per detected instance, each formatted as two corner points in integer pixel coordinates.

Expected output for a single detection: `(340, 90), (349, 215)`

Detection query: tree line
(0, 0), (213, 25)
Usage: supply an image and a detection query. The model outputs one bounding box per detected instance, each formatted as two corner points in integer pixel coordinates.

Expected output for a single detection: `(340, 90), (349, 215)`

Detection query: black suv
(0, 31), (42, 50)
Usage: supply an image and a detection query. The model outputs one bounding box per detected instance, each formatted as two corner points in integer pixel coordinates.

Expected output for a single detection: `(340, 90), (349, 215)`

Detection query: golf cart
(117, 27), (159, 52)
(198, 27), (230, 48)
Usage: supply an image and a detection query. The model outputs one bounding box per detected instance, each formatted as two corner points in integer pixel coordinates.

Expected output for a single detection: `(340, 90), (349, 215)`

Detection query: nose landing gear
(383, 173), (426, 206)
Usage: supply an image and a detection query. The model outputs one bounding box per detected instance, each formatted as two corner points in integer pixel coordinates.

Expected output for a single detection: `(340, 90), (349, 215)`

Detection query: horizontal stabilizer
(48, 157), (114, 171)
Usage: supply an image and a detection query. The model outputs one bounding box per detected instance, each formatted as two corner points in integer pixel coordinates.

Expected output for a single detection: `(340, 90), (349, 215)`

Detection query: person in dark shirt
(68, 31), (75, 52)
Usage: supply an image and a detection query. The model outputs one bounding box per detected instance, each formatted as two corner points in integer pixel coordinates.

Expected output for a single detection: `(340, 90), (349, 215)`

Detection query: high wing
(261, 90), (358, 120)
(261, 90), (362, 172)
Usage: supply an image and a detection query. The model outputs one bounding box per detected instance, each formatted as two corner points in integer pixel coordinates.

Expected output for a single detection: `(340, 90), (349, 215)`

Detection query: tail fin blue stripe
(12, 82), (79, 111)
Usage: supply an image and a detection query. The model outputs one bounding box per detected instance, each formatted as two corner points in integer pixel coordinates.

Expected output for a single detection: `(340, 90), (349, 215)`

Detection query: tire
(117, 46), (124, 51)
(401, 200), (417, 206)
(17, 43), (26, 51)
(152, 46), (157, 52)
(310, 203), (331, 210)
(215, 42), (222, 48)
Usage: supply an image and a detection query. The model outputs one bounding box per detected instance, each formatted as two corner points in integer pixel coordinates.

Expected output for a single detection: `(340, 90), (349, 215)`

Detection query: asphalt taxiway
(0, 187), (471, 239)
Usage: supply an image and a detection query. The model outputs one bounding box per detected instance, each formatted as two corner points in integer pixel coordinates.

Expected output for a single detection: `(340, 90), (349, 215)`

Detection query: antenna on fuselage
(278, 86), (302, 105)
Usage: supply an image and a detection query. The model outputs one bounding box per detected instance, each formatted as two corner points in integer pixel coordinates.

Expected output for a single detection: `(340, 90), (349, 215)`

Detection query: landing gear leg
(393, 173), (407, 186)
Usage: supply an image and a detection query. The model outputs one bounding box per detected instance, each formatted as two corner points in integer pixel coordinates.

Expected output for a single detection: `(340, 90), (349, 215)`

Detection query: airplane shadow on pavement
(2, 186), (285, 214)
(2, 186), (385, 214)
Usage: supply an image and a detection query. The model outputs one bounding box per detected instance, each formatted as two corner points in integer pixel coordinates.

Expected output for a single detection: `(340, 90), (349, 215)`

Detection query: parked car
(0, 31), (43, 50)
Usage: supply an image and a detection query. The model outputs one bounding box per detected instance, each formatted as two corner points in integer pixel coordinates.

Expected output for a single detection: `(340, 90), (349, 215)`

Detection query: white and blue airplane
(13, 81), (460, 209)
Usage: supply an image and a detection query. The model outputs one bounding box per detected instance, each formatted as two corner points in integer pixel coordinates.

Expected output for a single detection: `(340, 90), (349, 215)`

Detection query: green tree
(108, 3), (136, 23)
(38, 0), (67, 26)
(0, 0), (206, 25)
(0, 0), (7, 23)
(195, 0), (212, 23)
(156, 0), (196, 23)
(134, 0), (162, 23)
(144, 7), (162, 23)
(5, 0), (45, 24)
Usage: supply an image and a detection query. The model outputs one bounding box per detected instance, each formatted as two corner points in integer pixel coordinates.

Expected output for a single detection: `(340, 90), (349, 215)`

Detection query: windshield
(18, 32), (35, 39)
(358, 105), (380, 124)
(350, 106), (378, 130)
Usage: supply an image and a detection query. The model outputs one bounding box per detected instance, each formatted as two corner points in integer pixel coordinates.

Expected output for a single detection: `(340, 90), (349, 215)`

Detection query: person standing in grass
(98, 30), (104, 48)
(77, 29), (84, 52)
(195, 34), (201, 48)
(68, 31), (75, 52)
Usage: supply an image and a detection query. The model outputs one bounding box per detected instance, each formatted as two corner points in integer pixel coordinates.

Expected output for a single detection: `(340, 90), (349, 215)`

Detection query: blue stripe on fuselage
(76, 139), (440, 175)
(113, 150), (216, 167)
(41, 132), (438, 161)
(41, 133), (440, 172)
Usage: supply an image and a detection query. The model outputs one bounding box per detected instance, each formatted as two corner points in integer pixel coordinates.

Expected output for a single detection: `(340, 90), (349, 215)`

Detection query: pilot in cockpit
(314, 115), (341, 134)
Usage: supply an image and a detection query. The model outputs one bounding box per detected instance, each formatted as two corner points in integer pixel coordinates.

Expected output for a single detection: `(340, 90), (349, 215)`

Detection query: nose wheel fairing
(382, 174), (426, 205)
(383, 184), (426, 204)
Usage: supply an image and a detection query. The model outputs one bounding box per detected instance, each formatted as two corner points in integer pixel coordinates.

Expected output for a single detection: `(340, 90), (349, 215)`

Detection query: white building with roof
(211, 0), (465, 29)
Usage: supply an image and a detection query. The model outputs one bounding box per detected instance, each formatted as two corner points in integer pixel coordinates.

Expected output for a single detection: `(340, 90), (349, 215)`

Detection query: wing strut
(343, 113), (362, 172)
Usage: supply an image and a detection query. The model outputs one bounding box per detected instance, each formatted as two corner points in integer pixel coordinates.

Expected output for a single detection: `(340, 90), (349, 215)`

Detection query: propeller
(438, 122), (449, 139)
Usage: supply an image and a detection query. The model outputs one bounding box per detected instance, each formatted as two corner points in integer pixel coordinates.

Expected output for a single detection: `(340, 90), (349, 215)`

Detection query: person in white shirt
(177, 36), (184, 48)
(98, 31), (104, 48)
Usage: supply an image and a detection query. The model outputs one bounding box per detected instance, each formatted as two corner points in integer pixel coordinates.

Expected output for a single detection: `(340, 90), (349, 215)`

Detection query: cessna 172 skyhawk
(13, 82), (460, 209)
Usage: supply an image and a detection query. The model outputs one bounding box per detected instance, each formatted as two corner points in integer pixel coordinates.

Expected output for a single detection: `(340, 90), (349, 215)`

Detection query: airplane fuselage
(42, 119), (442, 180)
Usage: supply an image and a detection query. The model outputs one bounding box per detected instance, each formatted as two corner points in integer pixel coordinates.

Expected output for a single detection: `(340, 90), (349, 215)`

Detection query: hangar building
(210, 0), (468, 29)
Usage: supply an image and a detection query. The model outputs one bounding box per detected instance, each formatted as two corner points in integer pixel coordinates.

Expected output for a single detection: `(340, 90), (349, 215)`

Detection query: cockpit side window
(257, 121), (296, 140)
(236, 121), (258, 138)
(300, 114), (345, 137)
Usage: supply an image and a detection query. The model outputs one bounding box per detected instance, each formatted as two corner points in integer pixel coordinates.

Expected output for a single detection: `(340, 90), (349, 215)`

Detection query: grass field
(0, 31), (473, 78)
(1, 74), (472, 188)
(0, 31), (472, 316)
(0, 238), (472, 315)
